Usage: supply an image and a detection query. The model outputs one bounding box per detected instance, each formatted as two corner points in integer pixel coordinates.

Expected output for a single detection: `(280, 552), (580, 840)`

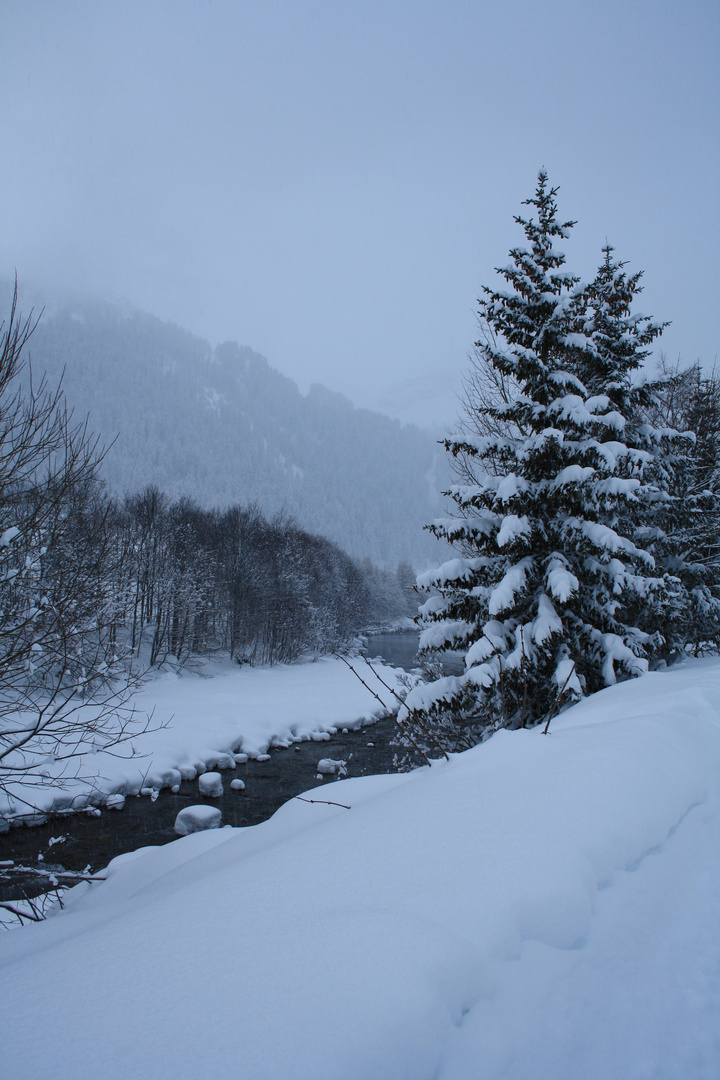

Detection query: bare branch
(294, 795), (351, 810)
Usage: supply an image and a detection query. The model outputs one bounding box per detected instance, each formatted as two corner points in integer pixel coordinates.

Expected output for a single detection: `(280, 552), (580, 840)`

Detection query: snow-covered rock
(316, 758), (347, 776)
(174, 805), (222, 836)
(230, 779), (245, 792)
(207, 752), (235, 770)
(198, 772), (223, 797)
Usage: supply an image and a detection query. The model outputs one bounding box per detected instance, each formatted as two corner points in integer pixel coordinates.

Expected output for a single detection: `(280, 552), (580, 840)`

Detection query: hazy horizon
(1, 0), (718, 428)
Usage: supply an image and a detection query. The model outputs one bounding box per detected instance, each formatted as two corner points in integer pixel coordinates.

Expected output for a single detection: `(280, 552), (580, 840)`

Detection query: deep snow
(1, 660), (719, 1079)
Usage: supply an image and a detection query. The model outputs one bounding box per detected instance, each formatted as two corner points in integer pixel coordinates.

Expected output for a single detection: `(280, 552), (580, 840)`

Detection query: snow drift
(1, 660), (719, 1079)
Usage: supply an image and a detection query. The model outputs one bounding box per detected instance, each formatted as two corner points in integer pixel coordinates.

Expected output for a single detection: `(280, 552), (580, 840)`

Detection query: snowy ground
(1, 659), (719, 1079)
(0, 655), (405, 823)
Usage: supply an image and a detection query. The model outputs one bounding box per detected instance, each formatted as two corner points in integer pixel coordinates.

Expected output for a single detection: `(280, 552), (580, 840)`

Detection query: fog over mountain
(6, 284), (450, 568)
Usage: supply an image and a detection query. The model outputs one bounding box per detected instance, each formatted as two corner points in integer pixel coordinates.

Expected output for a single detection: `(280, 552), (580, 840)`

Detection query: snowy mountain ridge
(4, 283), (449, 567)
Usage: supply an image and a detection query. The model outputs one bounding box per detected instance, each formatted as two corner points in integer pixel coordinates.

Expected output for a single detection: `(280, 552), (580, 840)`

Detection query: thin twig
(333, 653), (437, 765)
(362, 656), (450, 761)
(542, 661), (577, 735)
(1, 865), (106, 882)
(294, 795), (351, 809)
(0, 901), (44, 922)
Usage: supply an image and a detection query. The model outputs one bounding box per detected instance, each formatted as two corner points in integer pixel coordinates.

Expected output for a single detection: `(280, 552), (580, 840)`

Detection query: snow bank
(1, 660), (719, 1080)
(0, 655), (402, 822)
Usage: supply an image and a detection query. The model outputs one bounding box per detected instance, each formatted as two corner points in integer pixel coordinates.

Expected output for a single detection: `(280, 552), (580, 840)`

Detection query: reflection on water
(363, 630), (464, 675)
(363, 631), (420, 670)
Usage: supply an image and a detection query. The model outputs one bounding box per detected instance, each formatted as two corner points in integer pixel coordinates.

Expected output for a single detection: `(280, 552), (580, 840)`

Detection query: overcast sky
(1, 0), (718, 428)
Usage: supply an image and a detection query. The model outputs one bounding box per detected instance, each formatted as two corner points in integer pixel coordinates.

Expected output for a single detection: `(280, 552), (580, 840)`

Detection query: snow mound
(316, 758), (346, 776)
(198, 772), (223, 798)
(174, 805), (223, 836)
(1, 660), (719, 1080)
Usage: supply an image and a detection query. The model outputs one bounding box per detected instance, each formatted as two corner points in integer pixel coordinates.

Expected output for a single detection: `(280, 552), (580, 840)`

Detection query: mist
(1, 0), (718, 427)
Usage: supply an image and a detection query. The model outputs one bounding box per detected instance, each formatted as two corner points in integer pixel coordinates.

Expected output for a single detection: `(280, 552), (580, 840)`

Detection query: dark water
(1, 633), (429, 892)
(1, 715), (418, 893)
(363, 629), (464, 675)
(363, 630), (422, 670)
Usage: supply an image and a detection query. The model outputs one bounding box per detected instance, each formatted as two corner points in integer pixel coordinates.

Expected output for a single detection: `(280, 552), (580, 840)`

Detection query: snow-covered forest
(0, 284), (423, 837)
(112, 491), (417, 666)
(1, 4), (719, 1065)
(1, 281), (447, 568)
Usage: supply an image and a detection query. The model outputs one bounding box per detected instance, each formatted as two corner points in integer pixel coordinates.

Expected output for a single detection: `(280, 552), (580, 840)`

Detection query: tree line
(114, 489), (414, 668)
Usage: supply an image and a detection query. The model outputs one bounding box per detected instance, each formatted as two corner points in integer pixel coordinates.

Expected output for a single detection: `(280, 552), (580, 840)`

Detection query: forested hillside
(9, 286), (447, 567)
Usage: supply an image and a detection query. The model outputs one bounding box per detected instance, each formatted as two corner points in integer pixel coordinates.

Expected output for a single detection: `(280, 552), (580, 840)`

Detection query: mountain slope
(11, 289), (449, 566)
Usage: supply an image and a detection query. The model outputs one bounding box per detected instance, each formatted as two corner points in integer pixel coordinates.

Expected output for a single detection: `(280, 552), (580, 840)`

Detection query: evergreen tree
(644, 361), (720, 653)
(404, 174), (669, 747)
(578, 245), (666, 406)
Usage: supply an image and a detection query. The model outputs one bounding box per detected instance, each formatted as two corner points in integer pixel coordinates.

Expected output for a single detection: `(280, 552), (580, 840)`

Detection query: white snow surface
(1, 660), (719, 1079)
(488, 557), (532, 615)
(0, 656), (404, 821)
(419, 618), (471, 652)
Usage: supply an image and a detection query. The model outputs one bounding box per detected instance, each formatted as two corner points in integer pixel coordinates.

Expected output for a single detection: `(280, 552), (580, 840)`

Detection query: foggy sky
(1, 0), (718, 428)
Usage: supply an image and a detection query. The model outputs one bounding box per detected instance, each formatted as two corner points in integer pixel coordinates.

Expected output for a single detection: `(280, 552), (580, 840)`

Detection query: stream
(1, 631), (440, 893)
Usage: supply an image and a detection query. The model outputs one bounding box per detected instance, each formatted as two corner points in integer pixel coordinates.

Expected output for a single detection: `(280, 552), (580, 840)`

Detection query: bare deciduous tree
(0, 284), (151, 821)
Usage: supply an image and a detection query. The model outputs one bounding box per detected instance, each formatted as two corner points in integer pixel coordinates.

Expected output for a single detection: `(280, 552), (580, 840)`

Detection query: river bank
(1, 714), (422, 883)
(1, 634), (426, 892)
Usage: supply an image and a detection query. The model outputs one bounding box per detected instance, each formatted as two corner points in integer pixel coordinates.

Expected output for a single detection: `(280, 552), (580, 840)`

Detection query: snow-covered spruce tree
(401, 174), (669, 747)
(577, 244), (666, 407)
(643, 360), (720, 653)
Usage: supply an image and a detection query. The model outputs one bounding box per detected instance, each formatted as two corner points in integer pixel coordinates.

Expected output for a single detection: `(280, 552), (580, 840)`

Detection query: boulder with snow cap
(316, 758), (347, 777)
(198, 772), (223, 797)
(174, 805), (222, 836)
